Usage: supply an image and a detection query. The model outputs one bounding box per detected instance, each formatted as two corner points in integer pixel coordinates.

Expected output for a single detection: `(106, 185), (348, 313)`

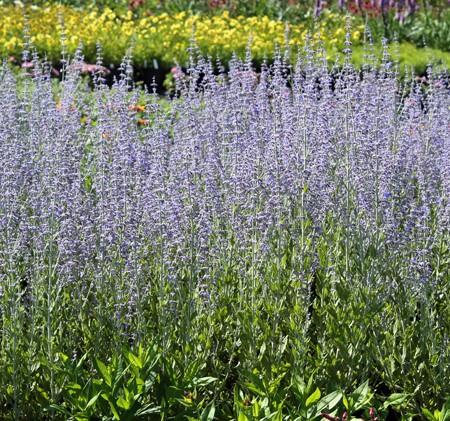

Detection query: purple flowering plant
(0, 40), (449, 419)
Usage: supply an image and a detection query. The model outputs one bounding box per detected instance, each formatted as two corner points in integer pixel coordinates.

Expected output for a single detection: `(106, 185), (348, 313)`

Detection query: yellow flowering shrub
(0, 4), (360, 67)
(3, 5), (445, 72)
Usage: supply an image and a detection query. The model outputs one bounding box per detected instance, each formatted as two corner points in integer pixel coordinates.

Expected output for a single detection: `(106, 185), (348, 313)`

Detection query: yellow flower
(0, 3), (365, 67)
(5, 36), (19, 50)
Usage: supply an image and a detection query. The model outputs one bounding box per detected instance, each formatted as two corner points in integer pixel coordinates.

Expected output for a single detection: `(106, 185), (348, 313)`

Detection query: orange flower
(129, 104), (146, 113)
(137, 118), (149, 126)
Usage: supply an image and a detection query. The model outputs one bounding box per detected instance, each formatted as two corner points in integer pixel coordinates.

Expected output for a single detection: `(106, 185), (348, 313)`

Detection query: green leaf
(95, 359), (112, 387)
(258, 342), (266, 360)
(365, 244), (377, 259)
(37, 386), (49, 400)
(126, 350), (143, 369)
(238, 413), (249, 421)
(135, 404), (161, 416)
(49, 404), (72, 418)
(352, 380), (369, 399)
(76, 351), (90, 370)
(422, 408), (436, 421)
(201, 401), (216, 421)
(279, 335), (288, 355)
(343, 394), (349, 411)
(66, 382), (82, 391)
(108, 400), (121, 420)
(58, 352), (70, 363)
(382, 393), (410, 409)
(117, 396), (131, 410)
(281, 253), (288, 269)
(352, 380), (372, 411)
(194, 377), (218, 387)
(316, 391), (342, 414)
(306, 374), (314, 395)
(234, 384), (240, 406)
(441, 398), (450, 421)
(85, 392), (101, 410)
(306, 387), (321, 408)
(252, 399), (261, 417)
(244, 382), (265, 398)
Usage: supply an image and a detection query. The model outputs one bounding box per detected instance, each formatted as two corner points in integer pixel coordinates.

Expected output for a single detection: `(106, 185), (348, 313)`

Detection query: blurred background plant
(1, 1), (450, 83)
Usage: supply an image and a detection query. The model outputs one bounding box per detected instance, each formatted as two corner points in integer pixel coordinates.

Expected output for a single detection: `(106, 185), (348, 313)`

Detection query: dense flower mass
(2, 49), (447, 291)
(0, 4), (431, 67)
(0, 5), (325, 64)
(0, 46), (449, 417)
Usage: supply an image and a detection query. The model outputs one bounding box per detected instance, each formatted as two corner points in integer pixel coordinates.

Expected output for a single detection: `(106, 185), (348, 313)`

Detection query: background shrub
(1, 3), (450, 76)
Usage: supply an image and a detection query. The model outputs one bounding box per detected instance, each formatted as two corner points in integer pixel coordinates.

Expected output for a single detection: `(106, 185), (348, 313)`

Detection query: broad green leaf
(58, 352), (70, 363)
(116, 396), (131, 410)
(306, 387), (321, 408)
(382, 393), (410, 409)
(316, 390), (342, 413)
(6, 385), (13, 396)
(264, 408), (283, 421)
(294, 375), (306, 396)
(281, 253), (288, 269)
(352, 381), (372, 411)
(234, 385), (240, 405)
(95, 359), (112, 387)
(260, 397), (269, 409)
(49, 404), (72, 417)
(127, 351), (143, 369)
(279, 335), (288, 355)
(76, 352), (88, 370)
(352, 380), (369, 400)
(252, 399), (260, 417)
(37, 386), (49, 400)
(244, 382), (266, 398)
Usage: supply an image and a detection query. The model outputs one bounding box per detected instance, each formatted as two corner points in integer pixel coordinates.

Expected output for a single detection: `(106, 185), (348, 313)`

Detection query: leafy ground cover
(0, 40), (449, 419)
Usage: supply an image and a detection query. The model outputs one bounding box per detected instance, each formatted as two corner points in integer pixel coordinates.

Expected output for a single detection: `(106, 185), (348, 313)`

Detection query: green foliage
(407, 10), (450, 52)
(422, 397), (450, 421)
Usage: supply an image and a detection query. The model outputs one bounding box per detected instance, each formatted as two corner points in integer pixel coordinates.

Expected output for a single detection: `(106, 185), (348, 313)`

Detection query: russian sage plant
(0, 44), (449, 418)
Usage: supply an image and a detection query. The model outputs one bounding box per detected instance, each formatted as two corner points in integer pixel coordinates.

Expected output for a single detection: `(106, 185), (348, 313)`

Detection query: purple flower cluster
(0, 48), (448, 335)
